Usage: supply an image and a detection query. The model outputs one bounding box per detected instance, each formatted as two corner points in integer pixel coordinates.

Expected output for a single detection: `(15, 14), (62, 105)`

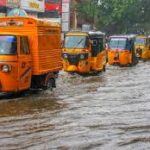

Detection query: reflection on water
(0, 61), (150, 149)
(0, 89), (67, 117)
(0, 95), (65, 117)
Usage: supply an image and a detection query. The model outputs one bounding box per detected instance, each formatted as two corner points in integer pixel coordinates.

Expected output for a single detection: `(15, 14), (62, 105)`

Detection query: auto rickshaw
(134, 35), (150, 60)
(62, 31), (106, 74)
(107, 35), (138, 66)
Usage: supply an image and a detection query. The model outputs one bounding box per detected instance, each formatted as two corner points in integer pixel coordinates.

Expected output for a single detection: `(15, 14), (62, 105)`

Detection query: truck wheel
(41, 72), (56, 91)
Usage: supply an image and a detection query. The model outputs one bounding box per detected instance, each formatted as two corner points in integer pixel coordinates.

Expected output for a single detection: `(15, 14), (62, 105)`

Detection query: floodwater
(0, 61), (150, 150)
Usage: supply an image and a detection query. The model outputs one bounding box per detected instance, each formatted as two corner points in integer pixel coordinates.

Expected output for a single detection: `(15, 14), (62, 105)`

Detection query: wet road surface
(0, 61), (150, 150)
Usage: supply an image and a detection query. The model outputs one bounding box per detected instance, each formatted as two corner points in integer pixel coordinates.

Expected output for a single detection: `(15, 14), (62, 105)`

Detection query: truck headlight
(2, 64), (11, 73)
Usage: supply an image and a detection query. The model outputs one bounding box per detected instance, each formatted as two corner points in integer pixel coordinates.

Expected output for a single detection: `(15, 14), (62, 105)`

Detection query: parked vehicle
(107, 35), (138, 66)
(62, 31), (106, 74)
(135, 35), (150, 60)
(0, 16), (62, 93)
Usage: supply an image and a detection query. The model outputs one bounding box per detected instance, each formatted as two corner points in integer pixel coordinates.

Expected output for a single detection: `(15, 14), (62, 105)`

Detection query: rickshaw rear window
(0, 36), (17, 55)
(135, 38), (146, 45)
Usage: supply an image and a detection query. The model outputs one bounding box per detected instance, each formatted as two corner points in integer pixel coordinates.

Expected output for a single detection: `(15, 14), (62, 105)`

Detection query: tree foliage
(76, 0), (150, 34)
(77, 0), (99, 23)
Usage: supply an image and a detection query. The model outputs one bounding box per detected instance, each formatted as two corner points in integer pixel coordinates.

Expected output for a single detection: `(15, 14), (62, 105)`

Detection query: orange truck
(0, 16), (62, 93)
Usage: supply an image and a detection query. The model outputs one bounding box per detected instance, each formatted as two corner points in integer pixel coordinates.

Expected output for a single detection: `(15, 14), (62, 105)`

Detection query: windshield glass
(109, 38), (127, 49)
(135, 38), (146, 45)
(0, 36), (17, 55)
(64, 36), (87, 48)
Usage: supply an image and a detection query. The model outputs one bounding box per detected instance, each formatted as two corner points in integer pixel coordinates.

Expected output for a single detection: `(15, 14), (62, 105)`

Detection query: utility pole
(72, 0), (78, 30)
(74, 7), (77, 30)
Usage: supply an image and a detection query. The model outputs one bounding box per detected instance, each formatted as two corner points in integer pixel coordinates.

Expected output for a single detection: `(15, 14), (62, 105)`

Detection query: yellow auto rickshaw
(107, 35), (138, 66)
(62, 31), (106, 74)
(135, 35), (150, 60)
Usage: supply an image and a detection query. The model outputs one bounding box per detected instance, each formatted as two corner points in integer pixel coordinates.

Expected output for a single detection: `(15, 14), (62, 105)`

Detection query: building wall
(0, 0), (45, 17)
(20, 0), (45, 12)
(7, 0), (20, 8)
(38, 0), (61, 19)
(0, 0), (6, 6)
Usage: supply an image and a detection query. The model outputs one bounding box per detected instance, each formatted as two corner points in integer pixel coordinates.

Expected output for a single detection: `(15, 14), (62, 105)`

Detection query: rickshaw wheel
(103, 65), (106, 72)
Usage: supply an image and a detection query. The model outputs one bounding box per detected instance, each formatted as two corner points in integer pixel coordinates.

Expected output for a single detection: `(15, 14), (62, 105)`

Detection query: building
(38, 0), (61, 22)
(0, 0), (6, 16)
(20, 0), (45, 17)
(0, 0), (45, 18)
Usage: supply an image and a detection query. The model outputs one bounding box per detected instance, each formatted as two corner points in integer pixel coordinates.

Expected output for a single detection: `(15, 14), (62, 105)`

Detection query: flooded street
(1, 61), (150, 150)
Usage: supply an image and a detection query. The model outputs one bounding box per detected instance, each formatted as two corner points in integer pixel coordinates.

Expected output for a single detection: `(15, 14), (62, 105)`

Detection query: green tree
(76, 0), (150, 34)
(77, 0), (99, 26)
(96, 0), (138, 34)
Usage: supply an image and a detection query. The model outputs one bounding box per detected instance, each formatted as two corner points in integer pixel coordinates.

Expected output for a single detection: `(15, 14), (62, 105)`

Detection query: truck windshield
(64, 36), (87, 48)
(0, 36), (17, 55)
(135, 38), (146, 45)
(109, 38), (127, 49)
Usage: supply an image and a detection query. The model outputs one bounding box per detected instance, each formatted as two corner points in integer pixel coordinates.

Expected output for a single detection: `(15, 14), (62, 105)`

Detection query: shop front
(0, 0), (45, 18)
(20, 0), (45, 18)
(0, 0), (7, 16)
(6, 0), (20, 16)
